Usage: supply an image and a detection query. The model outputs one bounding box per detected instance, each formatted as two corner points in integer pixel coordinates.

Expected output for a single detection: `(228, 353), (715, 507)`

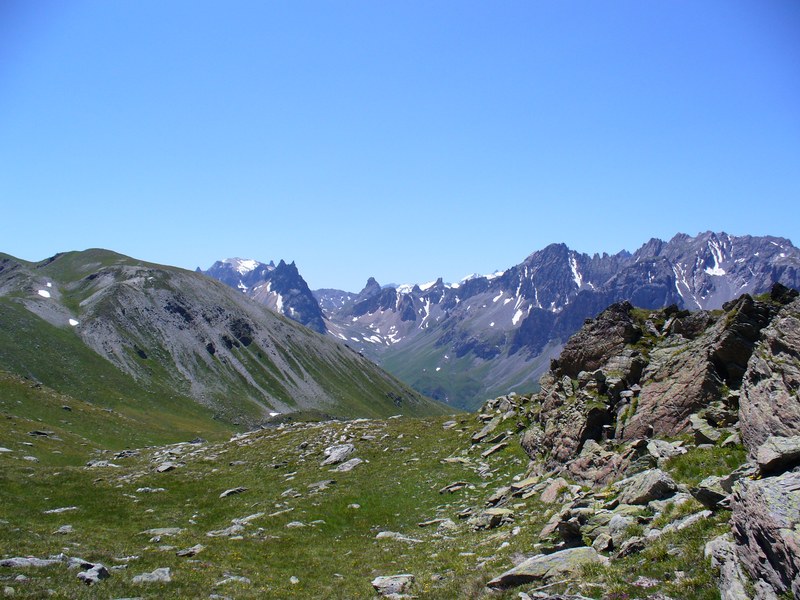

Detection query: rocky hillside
(1, 284), (799, 598)
(0, 249), (446, 434)
(319, 232), (800, 410)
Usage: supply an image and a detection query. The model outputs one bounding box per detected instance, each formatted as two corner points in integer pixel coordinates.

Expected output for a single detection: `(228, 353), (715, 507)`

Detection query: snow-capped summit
(199, 258), (325, 334)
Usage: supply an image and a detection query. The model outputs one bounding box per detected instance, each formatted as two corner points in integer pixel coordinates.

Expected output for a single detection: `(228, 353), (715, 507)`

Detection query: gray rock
(140, 527), (184, 537)
(690, 414), (722, 444)
(469, 507), (514, 530)
(616, 469), (677, 505)
(487, 547), (606, 589)
(43, 506), (78, 514)
(371, 574), (415, 596)
(331, 457), (363, 472)
(206, 524), (245, 537)
(756, 435), (800, 475)
(0, 557), (62, 568)
(176, 544), (204, 557)
(215, 575), (251, 586)
(307, 479), (335, 493)
(704, 534), (749, 600)
(375, 531), (422, 543)
(691, 475), (729, 509)
(731, 470), (800, 597)
(608, 514), (635, 548)
(219, 487), (248, 498)
(76, 563), (110, 585)
(132, 567), (171, 584)
(320, 444), (354, 466)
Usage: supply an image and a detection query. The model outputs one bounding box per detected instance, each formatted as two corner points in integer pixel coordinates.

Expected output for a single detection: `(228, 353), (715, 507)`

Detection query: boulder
(755, 435), (800, 475)
(730, 470), (800, 597)
(371, 574), (414, 596)
(615, 469), (677, 505)
(691, 475), (728, 509)
(486, 547), (606, 590)
(76, 563), (110, 585)
(740, 298), (800, 453)
(320, 444), (355, 466)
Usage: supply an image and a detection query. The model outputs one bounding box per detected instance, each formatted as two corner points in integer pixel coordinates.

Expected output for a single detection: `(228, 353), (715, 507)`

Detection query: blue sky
(2, 1), (799, 291)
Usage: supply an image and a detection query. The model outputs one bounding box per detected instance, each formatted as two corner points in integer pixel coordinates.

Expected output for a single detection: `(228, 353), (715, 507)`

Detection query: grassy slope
(0, 299), (232, 447)
(0, 404), (748, 599)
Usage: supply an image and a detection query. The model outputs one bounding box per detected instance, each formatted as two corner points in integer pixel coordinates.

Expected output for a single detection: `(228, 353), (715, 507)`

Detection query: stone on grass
(539, 477), (571, 504)
(0, 557), (62, 568)
(375, 531), (422, 543)
(132, 567), (171, 584)
(371, 574), (415, 596)
(76, 563), (110, 585)
(320, 444), (355, 466)
(176, 544), (204, 557)
(140, 528), (184, 537)
(219, 487), (247, 498)
(331, 457), (363, 472)
(487, 547), (606, 589)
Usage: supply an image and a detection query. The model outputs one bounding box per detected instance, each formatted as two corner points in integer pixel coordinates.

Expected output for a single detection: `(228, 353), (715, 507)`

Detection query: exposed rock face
(740, 297), (800, 452)
(730, 471), (800, 597)
(625, 294), (774, 440)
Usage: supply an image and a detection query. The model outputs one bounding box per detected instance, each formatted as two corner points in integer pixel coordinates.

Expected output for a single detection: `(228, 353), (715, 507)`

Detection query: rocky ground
(2, 284), (799, 598)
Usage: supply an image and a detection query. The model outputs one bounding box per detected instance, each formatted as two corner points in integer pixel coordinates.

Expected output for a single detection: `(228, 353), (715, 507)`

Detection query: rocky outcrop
(516, 286), (797, 473)
(554, 301), (641, 378)
(740, 297), (800, 452)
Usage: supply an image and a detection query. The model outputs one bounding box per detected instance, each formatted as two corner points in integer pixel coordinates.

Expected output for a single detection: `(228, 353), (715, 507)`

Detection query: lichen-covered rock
(740, 298), (800, 453)
(730, 470), (800, 597)
(615, 469), (677, 505)
(486, 547), (606, 590)
(756, 435), (800, 475)
(371, 573), (414, 596)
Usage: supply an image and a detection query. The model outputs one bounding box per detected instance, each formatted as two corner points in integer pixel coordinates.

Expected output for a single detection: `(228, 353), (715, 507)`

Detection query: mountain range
(201, 231), (800, 410)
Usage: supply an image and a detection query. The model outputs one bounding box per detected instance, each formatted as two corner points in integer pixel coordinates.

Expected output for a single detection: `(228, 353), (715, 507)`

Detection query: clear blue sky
(2, 1), (799, 291)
